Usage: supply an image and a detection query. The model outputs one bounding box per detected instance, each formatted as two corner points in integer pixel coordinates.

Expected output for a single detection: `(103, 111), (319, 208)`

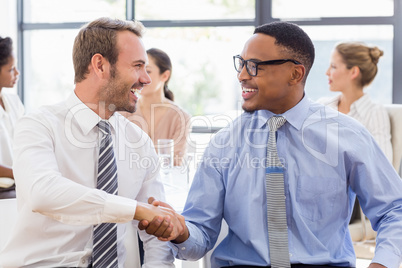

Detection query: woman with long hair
(320, 42), (392, 161)
(122, 48), (190, 165)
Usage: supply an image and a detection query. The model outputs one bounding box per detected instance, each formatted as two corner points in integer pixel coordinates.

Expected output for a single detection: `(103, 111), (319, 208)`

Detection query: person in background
(140, 21), (402, 268)
(0, 36), (24, 199)
(0, 17), (184, 268)
(319, 42), (393, 226)
(319, 42), (392, 162)
(121, 48), (190, 166)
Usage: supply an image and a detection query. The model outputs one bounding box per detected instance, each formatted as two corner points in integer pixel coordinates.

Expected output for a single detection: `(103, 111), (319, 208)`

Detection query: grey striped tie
(266, 116), (290, 268)
(93, 120), (118, 268)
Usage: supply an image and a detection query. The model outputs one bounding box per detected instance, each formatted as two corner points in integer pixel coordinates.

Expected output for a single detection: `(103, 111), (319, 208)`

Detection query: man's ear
(289, 65), (305, 85)
(91, 53), (109, 78)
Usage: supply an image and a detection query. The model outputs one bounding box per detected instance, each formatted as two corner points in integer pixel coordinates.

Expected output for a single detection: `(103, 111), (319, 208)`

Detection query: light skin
(137, 55), (171, 132)
(74, 30), (185, 240)
(139, 34), (388, 268)
(0, 54), (19, 179)
(326, 50), (364, 114)
(75, 31), (150, 119)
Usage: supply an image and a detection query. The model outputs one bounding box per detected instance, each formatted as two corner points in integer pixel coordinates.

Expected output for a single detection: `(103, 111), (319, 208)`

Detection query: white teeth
(131, 88), (142, 98)
(242, 88), (258, 93)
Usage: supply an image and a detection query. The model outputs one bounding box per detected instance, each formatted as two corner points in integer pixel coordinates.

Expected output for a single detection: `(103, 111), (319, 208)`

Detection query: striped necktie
(93, 120), (118, 268)
(266, 116), (290, 268)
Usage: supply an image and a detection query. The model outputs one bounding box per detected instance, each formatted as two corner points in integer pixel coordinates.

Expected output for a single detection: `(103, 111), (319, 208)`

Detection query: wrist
(133, 202), (148, 221)
(171, 226), (190, 244)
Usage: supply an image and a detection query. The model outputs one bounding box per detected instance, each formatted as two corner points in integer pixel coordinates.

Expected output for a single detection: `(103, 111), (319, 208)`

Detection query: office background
(1, 0), (401, 122)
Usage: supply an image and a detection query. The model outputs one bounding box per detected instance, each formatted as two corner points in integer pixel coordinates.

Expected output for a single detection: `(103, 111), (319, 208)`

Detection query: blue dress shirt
(169, 95), (402, 268)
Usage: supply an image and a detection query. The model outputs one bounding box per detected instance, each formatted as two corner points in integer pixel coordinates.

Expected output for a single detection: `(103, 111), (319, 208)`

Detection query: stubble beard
(103, 69), (137, 114)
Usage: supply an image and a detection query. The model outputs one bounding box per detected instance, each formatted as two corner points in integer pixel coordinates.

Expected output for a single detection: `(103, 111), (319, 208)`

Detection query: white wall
(0, 0), (18, 43)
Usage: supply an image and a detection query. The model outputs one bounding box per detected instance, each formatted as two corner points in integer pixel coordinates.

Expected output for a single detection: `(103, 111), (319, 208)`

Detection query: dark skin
(0, 164), (14, 179)
(139, 33), (306, 244)
(139, 34), (387, 268)
(139, 197), (189, 242)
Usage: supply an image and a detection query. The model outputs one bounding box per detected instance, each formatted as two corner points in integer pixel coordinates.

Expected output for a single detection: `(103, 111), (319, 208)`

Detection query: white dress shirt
(318, 93), (393, 162)
(0, 92), (24, 167)
(0, 92), (174, 267)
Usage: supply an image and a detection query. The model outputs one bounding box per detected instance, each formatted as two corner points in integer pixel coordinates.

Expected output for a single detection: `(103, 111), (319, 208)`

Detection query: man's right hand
(137, 197), (189, 242)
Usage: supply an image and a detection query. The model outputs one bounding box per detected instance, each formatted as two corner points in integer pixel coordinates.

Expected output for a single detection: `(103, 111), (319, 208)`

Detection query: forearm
(24, 172), (137, 225)
(0, 164), (13, 178)
(368, 264), (386, 268)
(13, 117), (137, 225)
(171, 226), (190, 244)
(169, 222), (210, 261)
(372, 219), (402, 268)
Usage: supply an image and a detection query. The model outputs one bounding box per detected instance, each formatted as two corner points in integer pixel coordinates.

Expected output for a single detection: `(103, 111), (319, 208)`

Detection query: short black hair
(0, 36), (13, 68)
(254, 21), (315, 80)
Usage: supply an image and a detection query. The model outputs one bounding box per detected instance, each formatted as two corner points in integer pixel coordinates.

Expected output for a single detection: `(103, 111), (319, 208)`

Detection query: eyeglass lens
(235, 57), (257, 76)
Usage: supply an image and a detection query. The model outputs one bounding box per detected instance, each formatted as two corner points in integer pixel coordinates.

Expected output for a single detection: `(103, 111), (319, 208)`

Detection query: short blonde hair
(336, 42), (383, 87)
(73, 17), (145, 83)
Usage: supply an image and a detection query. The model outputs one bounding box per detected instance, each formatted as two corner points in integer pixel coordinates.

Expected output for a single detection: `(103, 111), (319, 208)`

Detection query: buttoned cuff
(168, 223), (203, 260)
(371, 247), (401, 268)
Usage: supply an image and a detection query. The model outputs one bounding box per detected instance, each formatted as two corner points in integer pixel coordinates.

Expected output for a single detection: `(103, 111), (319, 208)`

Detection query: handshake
(134, 197), (189, 244)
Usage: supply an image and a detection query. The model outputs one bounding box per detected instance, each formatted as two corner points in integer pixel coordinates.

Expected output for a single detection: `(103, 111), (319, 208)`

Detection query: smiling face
(100, 30), (151, 114)
(238, 33), (304, 114)
(0, 55), (19, 90)
(326, 50), (353, 92)
(141, 55), (168, 97)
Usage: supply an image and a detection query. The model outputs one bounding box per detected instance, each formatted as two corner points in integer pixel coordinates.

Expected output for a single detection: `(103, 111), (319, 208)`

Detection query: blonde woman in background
(121, 48), (190, 165)
(319, 42), (392, 162)
(0, 36), (24, 199)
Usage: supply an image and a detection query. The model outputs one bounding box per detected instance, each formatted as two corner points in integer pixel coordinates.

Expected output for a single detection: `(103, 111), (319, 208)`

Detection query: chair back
(385, 104), (402, 176)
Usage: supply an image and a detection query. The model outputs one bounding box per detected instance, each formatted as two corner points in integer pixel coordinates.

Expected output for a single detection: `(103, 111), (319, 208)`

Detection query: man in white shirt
(0, 17), (184, 268)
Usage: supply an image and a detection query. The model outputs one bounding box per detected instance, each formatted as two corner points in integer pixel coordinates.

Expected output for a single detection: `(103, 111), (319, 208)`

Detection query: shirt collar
(349, 93), (370, 116)
(66, 92), (117, 135)
(253, 94), (310, 131)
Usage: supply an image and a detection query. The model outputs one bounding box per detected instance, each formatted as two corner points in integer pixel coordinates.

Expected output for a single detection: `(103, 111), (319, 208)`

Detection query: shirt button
(289, 253), (292, 257)
(181, 247), (186, 250)
(81, 259), (86, 264)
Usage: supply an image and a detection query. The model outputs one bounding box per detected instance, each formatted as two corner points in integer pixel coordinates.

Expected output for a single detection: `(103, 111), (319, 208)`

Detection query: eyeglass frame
(233, 55), (302, 77)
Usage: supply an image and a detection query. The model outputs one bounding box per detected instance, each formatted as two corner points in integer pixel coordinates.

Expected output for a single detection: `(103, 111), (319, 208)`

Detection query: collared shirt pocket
(296, 176), (340, 222)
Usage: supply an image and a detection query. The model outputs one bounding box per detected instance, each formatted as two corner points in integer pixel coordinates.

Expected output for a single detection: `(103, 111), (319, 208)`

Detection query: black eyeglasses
(233, 55), (302, 77)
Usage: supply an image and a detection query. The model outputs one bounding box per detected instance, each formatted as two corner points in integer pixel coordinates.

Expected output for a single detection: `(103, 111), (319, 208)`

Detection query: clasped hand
(136, 197), (187, 241)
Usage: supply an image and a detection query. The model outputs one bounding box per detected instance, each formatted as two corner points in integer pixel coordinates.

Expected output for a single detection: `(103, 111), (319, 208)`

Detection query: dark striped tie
(266, 116), (290, 268)
(93, 120), (118, 268)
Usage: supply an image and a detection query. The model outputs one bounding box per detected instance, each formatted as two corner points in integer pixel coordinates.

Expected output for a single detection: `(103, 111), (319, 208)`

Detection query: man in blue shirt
(141, 21), (402, 268)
